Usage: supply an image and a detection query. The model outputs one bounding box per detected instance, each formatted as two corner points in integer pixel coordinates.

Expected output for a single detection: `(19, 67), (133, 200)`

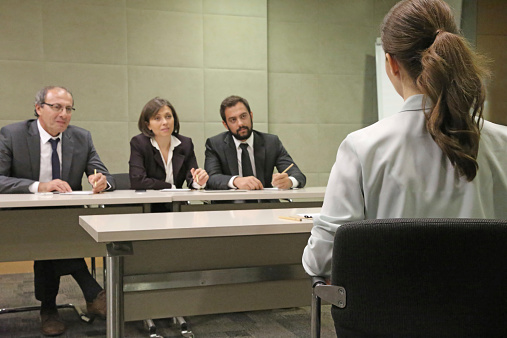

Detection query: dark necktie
(49, 138), (60, 180)
(240, 143), (254, 177)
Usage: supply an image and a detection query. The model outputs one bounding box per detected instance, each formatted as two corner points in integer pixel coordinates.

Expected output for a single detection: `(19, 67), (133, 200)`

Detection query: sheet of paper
(263, 187), (298, 190)
(60, 191), (94, 195)
(160, 188), (192, 192)
(200, 189), (248, 193)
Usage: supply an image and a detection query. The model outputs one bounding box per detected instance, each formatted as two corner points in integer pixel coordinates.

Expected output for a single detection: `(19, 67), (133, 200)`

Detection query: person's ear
(35, 105), (42, 116)
(222, 120), (228, 130)
(385, 53), (400, 77)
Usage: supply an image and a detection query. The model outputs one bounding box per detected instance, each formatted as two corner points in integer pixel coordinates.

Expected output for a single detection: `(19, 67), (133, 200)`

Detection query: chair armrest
(314, 284), (346, 308)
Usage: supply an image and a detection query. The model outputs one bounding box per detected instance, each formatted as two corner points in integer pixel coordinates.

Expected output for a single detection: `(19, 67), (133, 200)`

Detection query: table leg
(106, 242), (133, 338)
(172, 201), (182, 212)
(106, 254), (123, 338)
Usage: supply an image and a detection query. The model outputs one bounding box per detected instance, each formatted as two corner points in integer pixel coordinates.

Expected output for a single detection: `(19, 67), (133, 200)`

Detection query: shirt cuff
(228, 176), (238, 189)
(289, 177), (298, 188)
(192, 181), (206, 189)
(29, 182), (39, 193)
(90, 180), (112, 191)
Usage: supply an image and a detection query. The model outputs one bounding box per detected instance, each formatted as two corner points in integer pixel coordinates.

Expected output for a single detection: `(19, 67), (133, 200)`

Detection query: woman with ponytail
(303, 0), (507, 277)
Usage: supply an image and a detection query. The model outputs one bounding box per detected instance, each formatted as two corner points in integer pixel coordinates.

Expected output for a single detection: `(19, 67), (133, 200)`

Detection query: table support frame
(106, 242), (133, 338)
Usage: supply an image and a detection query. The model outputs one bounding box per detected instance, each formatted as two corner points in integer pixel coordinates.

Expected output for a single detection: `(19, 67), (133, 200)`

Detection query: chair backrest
(111, 173), (130, 190)
(330, 218), (507, 337)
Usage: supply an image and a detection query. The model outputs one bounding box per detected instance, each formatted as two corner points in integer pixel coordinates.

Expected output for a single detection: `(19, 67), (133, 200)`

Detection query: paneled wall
(476, 0), (507, 125)
(0, 0), (268, 178)
(0, 0), (502, 189)
(267, 0), (398, 186)
(267, 0), (466, 186)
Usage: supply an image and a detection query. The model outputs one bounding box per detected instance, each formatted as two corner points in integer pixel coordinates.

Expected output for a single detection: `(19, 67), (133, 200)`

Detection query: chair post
(311, 288), (321, 338)
(311, 277), (326, 338)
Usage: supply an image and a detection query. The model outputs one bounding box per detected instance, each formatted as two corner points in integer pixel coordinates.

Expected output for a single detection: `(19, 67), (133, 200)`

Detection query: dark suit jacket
(0, 119), (115, 193)
(204, 130), (306, 190)
(129, 133), (199, 190)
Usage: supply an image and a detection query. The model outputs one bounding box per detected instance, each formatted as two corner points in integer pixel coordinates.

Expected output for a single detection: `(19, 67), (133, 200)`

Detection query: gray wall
(0, 0), (502, 188)
(268, 0), (396, 186)
(0, 0), (268, 180)
(475, 0), (507, 125)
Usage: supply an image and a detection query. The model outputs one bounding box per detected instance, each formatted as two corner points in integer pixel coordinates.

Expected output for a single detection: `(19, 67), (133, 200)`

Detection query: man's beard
(230, 125), (253, 141)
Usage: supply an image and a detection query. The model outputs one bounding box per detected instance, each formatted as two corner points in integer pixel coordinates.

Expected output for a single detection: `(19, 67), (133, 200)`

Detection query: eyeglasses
(42, 102), (75, 114)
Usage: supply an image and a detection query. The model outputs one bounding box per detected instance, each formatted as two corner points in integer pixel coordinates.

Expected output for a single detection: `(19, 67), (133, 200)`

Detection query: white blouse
(303, 94), (507, 277)
(150, 135), (181, 187)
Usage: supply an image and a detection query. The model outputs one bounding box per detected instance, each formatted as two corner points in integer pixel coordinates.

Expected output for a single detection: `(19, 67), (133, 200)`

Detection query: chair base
(0, 303), (91, 322)
(143, 316), (194, 338)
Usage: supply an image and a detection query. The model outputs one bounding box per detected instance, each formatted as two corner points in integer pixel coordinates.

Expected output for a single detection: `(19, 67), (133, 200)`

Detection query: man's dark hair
(220, 95), (251, 122)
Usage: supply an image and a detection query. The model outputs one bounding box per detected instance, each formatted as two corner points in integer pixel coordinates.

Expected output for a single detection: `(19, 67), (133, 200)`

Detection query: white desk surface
(0, 187), (325, 208)
(0, 190), (172, 208)
(79, 207), (320, 243)
(168, 186), (326, 202)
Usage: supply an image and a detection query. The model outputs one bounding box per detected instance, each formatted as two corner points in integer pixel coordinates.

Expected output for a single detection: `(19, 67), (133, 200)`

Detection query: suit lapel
(172, 145), (184, 183)
(253, 132), (266, 185)
(27, 121), (41, 180)
(224, 133), (239, 175)
(61, 130), (73, 181)
(152, 145), (165, 170)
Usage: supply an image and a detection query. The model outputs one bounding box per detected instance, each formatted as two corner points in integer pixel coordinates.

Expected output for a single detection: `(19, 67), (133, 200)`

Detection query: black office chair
(311, 218), (507, 338)
(111, 172), (130, 190)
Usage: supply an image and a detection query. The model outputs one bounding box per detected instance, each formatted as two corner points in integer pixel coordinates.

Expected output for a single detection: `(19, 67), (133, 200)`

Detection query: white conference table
(0, 190), (163, 262)
(79, 207), (320, 338)
(0, 188), (323, 262)
(1, 188), (324, 337)
(0, 186), (325, 209)
(0, 189), (174, 209)
(149, 186), (325, 211)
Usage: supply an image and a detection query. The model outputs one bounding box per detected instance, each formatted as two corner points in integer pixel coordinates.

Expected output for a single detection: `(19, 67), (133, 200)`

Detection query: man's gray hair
(33, 86), (73, 117)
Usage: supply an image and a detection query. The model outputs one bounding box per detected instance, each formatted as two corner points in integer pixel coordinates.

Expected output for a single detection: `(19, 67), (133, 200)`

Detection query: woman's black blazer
(129, 133), (199, 190)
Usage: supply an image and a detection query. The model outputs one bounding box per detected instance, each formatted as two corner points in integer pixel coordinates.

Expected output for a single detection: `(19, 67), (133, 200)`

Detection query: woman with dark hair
(129, 97), (208, 191)
(303, 0), (507, 277)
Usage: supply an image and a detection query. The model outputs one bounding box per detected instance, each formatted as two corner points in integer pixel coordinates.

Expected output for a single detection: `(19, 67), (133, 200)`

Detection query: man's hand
(233, 176), (263, 190)
(38, 179), (72, 193)
(272, 173), (293, 190)
(191, 168), (209, 186)
(88, 172), (107, 193)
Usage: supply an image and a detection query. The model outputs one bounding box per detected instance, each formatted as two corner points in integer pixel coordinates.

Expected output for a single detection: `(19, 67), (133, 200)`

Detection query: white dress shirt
(234, 134), (256, 177)
(228, 133), (299, 189)
(303, 94), (507, 276)
(28, 120), (62, 193)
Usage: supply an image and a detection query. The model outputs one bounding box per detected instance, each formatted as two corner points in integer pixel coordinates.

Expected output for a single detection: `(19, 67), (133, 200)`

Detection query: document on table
(263, 187), (299, 191)
(60, 191), (94, 195)
(201, 189), (248, 193)
(160, 188), (192, 192)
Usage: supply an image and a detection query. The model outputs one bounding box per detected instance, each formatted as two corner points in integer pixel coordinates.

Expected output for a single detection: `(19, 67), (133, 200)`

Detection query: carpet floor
(0, 272), (336, 337)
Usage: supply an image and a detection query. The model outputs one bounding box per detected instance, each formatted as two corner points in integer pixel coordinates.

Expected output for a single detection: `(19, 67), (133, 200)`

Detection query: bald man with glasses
(0, 86), (116, 336)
